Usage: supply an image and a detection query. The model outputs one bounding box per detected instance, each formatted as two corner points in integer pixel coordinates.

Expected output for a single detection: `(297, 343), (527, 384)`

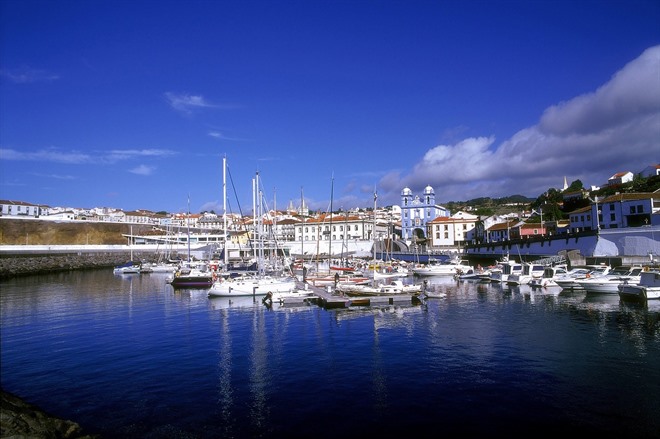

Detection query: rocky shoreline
(1, 390), (99, 438)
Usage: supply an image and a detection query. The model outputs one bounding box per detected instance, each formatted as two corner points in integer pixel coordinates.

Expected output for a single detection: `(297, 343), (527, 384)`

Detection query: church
(400, 185), (450, 243)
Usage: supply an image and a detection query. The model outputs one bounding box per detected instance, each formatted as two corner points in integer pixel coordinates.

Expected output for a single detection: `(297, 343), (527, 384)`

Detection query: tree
(566, 179), (584, 192)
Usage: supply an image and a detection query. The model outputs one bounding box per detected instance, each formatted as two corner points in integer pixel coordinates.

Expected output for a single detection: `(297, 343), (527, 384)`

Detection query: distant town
(1, 164), (658, 252)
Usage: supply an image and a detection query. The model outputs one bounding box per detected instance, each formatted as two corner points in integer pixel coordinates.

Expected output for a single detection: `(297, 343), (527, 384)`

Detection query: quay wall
(0, 247), (166, 279)
(464, 226), (660, 267)
(0, 244), (217, 279)
(0, 218), (217, 278)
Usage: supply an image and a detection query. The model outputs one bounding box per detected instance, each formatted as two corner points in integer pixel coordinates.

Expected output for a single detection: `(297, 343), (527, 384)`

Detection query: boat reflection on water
(420, 275), (459, 298)
(330, 301), (426, 329)
(208, 295), (265, 311)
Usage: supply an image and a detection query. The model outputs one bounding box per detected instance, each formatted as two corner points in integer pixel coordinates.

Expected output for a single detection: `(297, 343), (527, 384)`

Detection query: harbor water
(1, 270), (659, 438)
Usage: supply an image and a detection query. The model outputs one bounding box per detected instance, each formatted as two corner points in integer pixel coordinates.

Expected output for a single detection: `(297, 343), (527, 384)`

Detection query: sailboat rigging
(208, 169), (298, 297)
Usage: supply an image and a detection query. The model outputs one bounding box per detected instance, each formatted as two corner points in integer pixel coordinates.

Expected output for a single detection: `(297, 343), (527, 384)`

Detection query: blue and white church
(400, 185), (450, 242)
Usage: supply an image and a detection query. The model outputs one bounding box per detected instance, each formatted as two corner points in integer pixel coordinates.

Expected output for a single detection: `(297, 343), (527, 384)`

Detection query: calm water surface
(1, 270), (659, 438)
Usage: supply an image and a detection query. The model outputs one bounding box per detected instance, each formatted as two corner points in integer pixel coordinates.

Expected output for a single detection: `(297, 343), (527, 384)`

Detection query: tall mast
(223, 156), (228, 266)
(300, 186), (304, 259)
(187, 193), (191, 262)
(253, 171), (264, 276)
(373, 187), (377, 272)
(252, 174), (258, 265)
(329, 173), (334, 263)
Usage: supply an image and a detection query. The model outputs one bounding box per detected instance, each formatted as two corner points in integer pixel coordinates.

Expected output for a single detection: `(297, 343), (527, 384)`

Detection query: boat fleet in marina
(113, 248), (660, 306)
(111, 162), (660, 305)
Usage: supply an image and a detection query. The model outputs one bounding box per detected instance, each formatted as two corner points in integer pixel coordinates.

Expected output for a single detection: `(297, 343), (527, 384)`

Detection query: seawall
(0, 249), (161, 279)
(464, 226), (660, 266)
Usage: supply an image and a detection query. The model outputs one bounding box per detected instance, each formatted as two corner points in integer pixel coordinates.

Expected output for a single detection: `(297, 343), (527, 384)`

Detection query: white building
(426, 211), (478, 248)
(569, 192), (660, 232)
(0, 200), (48, 218)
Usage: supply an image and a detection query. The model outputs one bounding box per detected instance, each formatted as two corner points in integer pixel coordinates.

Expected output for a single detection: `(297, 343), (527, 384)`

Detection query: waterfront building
(590, 192), (659, 229)
(568, 192), (659, 233)
(400, 186), (450, 243)
(265, 217), (300, 243)
(482, 220), (518, 243)
(426, 211), (478, 249)
(293, 213), (377, 243)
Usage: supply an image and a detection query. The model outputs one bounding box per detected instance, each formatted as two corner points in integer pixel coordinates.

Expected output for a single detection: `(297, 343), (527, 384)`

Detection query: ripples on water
(1, 270), (659, 438)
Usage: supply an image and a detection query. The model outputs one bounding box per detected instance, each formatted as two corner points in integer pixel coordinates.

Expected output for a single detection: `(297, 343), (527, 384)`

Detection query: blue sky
(1, 0), (659, 215)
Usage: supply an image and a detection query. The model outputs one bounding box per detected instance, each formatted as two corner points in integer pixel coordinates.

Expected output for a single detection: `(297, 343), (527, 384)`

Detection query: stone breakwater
(0, 251), (164, 279)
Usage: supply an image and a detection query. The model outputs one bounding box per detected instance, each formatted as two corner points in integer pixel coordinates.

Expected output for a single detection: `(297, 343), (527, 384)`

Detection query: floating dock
(306, 284), (423, 309)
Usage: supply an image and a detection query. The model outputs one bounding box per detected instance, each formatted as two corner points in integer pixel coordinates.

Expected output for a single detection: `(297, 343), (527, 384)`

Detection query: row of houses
(2, 163), (658, 251)
(2, 191), (658, 251)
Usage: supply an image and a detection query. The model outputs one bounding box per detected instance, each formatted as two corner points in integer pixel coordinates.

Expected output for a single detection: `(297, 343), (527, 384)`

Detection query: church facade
(400, 185), (450, 242)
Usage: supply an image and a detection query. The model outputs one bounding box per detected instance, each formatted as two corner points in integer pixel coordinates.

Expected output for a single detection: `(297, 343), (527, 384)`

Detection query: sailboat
(337, 189), (423, 296)
(208, 170), (298, 298)
(113, 225), (141, 274)
(167, 195), (214, 288)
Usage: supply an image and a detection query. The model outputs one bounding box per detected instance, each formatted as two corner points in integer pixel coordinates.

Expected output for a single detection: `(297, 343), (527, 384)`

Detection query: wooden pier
(305, 284), (424, 309)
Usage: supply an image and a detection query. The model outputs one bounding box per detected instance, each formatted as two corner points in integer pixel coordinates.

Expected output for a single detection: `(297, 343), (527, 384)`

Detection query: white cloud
(165, 92), (219, 114)
(0, 148), (92, 164)
(385, 45), (660, 203)
(129, 165), (155, 176)
(105, 149), (177, 162)
(32, 173), (77, 180)
(0, 147), (177, 166)
(0, 67), (60, 83)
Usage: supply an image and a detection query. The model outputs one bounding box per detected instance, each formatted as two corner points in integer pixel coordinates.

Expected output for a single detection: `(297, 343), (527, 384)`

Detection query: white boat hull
(208, 276), (297, 297)
(618, 271), (660, 300)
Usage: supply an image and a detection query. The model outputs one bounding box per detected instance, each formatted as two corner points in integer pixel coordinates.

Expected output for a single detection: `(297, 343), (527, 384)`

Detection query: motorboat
(489, 259), (523, 283)
(575, 265), (644, 294)
(554, 264), (612, 290)
(507, 262), (547, 286)
(618, 269), (660, 301)
(410, 257), (474, 277)
(529, 264), (569, 289)
(458, 267), (491, 281)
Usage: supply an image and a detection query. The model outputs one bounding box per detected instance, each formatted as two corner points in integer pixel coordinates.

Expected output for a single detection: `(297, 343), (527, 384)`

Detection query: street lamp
(590, 196), (601, 231)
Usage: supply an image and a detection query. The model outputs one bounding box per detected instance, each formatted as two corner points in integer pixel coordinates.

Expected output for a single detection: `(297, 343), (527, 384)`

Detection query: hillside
(0, 219), (155, 245)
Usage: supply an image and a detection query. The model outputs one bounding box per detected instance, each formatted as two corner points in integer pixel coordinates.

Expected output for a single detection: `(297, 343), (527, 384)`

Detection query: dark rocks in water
(1, 390), (99, 438)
